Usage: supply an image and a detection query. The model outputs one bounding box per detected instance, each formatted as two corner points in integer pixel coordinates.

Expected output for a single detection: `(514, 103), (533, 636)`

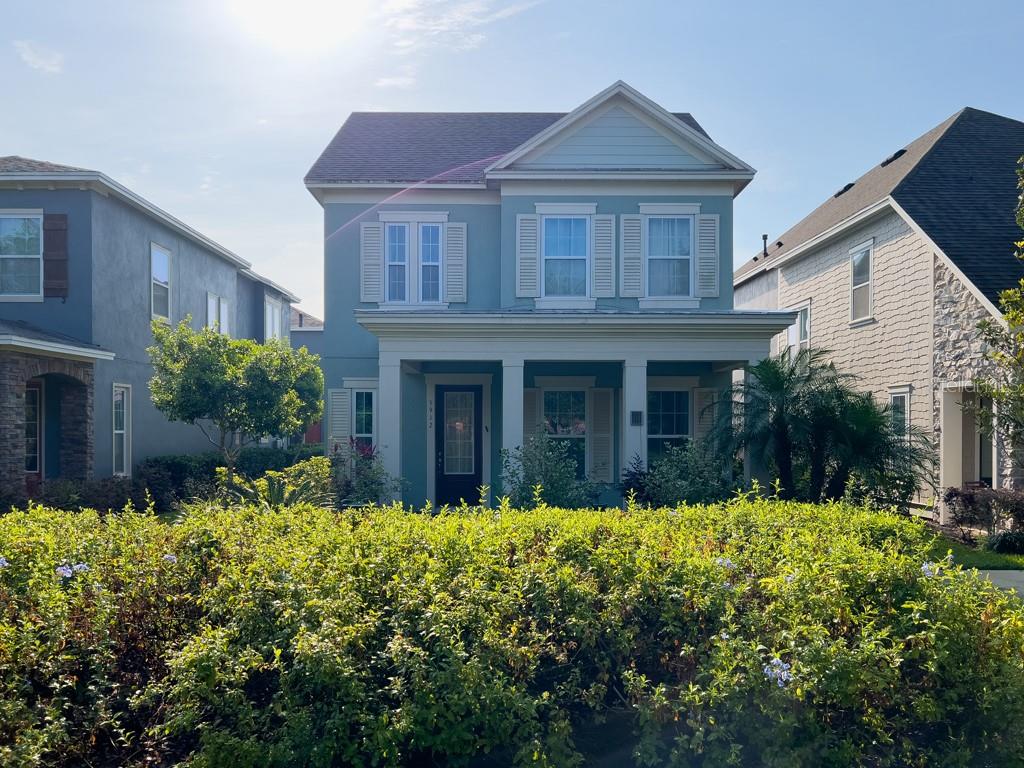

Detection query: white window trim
(849, 238), (874, 324)
(642, 213), (695, 301)
(418, 222), (444, 304)
(206, 292), (231, 336)
(112, 383), (132, 477)
(540, 214), (591, 302)
(888, 384), (911, 442)
(352, 388), (377, 449)
(0, 209), (45, 303)
(150, 242), (171, 322)
(535, 203), (597, 215)
(380, 217), (449, 307)
(384, 222), (410, 304)
(638, 203), (701, 215)
(783, 300), (811, 353)
(264, 295), (284, 340)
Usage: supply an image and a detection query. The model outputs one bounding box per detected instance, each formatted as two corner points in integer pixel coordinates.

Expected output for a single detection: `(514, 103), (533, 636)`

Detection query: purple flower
(0, 556), (9, 569)
(763, 657), (793, 688)
(921, 561), (937, 578)
(785, 572), (797, 584)
(719, 630), (730, 640)
(72, 563), (89, 573)
(162, 553), (178, 564)
(715, 556), (737, 570)
(943, 552), (954, 565)
(55, 565), (73, 579)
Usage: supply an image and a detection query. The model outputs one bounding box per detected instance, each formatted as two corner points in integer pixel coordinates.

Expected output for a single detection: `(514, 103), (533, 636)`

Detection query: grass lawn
(928, 533), (1024, 570)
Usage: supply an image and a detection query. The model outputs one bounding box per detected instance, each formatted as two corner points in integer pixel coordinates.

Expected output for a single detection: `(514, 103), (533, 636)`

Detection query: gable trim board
(485, 81), (756, 178)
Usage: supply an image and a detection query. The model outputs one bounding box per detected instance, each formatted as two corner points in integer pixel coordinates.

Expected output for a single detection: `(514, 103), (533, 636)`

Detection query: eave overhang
(0, 335), (115, 362)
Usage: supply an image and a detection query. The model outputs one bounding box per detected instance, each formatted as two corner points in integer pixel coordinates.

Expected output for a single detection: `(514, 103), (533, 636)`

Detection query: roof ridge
(890, 107), (969, 199)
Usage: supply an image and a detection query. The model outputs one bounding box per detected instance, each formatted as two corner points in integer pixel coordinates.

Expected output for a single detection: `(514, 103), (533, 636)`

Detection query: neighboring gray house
(734, 108), (1024, 503)
(0, 156), (298, 499)
(304, 82), (794, 506)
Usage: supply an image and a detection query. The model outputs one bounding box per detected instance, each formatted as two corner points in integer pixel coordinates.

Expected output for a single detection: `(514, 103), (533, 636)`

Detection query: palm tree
(713, 348), (851, 500)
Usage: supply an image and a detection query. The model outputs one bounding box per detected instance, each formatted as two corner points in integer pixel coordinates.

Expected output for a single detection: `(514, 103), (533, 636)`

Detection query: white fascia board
(0, 172), (252, 270)
(487, 170), (755, 182)
(0, 335), (115, 361)
(733, 198), (894, 287)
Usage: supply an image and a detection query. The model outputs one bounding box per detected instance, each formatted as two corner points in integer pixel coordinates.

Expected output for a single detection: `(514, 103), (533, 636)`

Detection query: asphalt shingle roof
(0, 155), (93, 174)
(304, 112), (709, 185)
(735, 108), (1024, 306)
(0, 319), (106, 352)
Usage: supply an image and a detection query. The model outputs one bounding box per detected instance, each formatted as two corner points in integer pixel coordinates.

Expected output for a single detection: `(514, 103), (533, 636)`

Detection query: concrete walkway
(981, 570), (1024, 597)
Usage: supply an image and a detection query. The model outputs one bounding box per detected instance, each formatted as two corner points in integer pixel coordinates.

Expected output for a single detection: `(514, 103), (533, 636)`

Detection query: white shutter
(444, 222), (467, 303)
(693, 388), (717, 441)
(523, 388), (541, 442)
(588, 388), (614, 482)
(591, 214), (615, 298)
(516, 214), (540, 298)
(326, 388), (352, 456)
(695, 214), (720, 298)
(360, 222), (383, 303)
(620, 214), (643, 297)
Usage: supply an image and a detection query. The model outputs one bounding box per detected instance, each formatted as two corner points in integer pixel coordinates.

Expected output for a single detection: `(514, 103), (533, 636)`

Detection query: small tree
(147, 319), (323, 484)
(973, 157), (1024, 451)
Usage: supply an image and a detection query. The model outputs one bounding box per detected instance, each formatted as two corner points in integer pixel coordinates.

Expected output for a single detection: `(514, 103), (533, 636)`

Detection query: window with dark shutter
(43, 213), (68, 298)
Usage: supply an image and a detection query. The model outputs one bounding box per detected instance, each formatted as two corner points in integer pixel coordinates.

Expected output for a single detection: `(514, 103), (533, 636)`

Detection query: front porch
(356, 310), (793, 505)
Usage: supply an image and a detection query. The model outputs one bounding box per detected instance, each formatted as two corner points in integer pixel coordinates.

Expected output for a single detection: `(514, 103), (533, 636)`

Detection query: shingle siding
(776, 211), (933, 436)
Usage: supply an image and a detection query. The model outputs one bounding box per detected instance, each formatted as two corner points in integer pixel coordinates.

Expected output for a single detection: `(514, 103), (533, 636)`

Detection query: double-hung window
(353, 390), (375, 453)
(646, 216), (692, 297)
(785, 303), (810, 353)
(112, 384), (132, 476)
(0, 212), (43, 299)
(850, 241), (872, 322)
(264, 297), (284, 340)
(151, 243), (171, 321)
(419, 223), (442, 303)
(542, 216), (588, 297)
(647, 390), (690, 462)
(386, 223), (409, 302)
(543, 390), (587, 477)
(889, 386), (910, 440)
(206, 292), (231, 335)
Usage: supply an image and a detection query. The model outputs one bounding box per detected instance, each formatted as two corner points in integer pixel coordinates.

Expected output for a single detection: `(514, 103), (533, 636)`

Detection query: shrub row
(2, 499), (1023, 766)
(943, 485), (1024, 541)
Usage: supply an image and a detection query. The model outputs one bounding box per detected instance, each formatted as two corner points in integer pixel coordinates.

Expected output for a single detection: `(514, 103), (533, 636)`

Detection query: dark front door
(435, 385), (483, 506)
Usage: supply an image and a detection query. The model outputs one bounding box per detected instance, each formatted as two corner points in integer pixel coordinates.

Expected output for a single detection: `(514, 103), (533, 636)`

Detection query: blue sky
(5, 0), (1021, 317)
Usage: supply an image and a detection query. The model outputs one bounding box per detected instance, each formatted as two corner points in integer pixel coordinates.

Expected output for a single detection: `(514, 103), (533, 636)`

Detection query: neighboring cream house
(734, 108), (1024, 502)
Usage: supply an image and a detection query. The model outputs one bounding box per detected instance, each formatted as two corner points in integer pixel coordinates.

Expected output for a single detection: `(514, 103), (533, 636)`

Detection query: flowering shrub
(1, 499), (1024, 766)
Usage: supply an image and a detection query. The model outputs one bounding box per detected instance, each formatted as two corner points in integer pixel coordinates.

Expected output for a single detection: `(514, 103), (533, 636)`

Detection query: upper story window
(382, 218), (445, 305)
(785, 303), (810, 352)
(206, 292), (231, 336)
(0, 212), (43, 299)
(850, 240), (872, 323)
(264, 296), (284, 340)
(646, 216), (693, 297)
(151, 243), (171, 321)
(542, 216), (588, 297)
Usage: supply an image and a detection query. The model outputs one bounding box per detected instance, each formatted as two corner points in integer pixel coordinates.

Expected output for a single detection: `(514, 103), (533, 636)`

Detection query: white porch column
(502, 358), (525, 455)
(623, 359), (647, 467)
(378, 362), (402, 493)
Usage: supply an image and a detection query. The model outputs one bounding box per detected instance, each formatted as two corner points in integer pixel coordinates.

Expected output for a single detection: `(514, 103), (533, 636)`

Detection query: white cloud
(378, 0), (540, 53)
(375, 63), (418, 89)
(13, 40), (63, 74)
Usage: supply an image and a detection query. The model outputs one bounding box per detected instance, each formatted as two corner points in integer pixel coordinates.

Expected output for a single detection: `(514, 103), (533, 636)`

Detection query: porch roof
(0, 320), (114, 362)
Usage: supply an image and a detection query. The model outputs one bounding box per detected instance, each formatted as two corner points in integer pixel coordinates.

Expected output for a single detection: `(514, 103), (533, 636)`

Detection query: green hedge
(1, 499), (1023, 766)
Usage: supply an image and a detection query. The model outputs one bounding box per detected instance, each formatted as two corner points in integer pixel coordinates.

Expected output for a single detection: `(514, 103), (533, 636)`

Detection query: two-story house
(304, 82), (794, 505)
(0, 156), (298, 500)
(734, 108), (1024, 502)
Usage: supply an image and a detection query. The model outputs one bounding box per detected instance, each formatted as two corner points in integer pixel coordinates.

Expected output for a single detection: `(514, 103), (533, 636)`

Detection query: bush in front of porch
(3, 498), (1024, 766)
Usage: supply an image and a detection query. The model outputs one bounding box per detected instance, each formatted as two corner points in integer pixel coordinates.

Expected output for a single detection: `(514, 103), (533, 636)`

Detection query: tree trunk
(807, 430), (828, 502)
(824, 461), (851, 501)
(772, 414), (796, 500)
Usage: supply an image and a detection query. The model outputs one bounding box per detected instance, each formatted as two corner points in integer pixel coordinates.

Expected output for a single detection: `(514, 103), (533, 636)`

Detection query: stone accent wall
(777, 211), (934, 435)
(0, 351), (94, 500)
(932, 257), (1021, 490)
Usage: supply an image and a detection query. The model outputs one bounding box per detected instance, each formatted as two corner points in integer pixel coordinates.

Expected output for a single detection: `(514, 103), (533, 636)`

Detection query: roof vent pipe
(762, 234), (768, 257)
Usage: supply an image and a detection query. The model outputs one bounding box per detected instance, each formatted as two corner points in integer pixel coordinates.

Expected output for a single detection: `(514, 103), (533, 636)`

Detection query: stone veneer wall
(932, 256), (1021, 489)
(0, 352), (94, 500)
